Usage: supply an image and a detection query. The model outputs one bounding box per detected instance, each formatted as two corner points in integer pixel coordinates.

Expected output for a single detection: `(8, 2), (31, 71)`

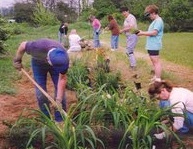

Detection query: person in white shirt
(67, 29), (81, 53)
(148, 80), (193, 139)
(119, 7), (138, 70)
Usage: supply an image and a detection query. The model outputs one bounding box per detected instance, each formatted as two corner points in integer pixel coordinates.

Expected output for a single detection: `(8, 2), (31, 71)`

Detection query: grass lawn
(0, 22), (193, 94)
(101, 31), (193, 68)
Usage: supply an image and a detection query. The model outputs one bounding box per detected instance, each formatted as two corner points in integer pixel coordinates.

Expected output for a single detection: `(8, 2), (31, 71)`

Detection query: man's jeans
(31, 58), (66, 122)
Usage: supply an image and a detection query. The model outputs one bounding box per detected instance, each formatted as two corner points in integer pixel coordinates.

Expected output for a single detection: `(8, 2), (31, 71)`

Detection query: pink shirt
(92, 18), (101, 30)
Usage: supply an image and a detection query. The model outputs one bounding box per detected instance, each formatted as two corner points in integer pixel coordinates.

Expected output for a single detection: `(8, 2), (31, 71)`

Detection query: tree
(92, 0), (117, 19)
(0, 16), (9, 54)
(32, 2), (58, 26)
(161, 0), (193, 31)
(14, 2), (35, 23)
(55, 1), (78, 23)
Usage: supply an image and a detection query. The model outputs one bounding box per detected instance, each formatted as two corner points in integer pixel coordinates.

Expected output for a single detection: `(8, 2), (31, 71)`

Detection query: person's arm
(154, 119), (181, 140)
(120, 16), (137, 33)
(138, 19), (162, 36)
(15, 42), (27, 60)
(13, 41), (27, 70)
(56, 73), (67, 103)
(120, 25), (132, 33)
(154, 102), (185, 139)
(137, 29), (158, 36)
(108, 21), (113, 30)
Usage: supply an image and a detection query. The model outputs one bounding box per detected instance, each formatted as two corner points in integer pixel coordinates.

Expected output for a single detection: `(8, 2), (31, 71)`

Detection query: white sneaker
(150, 76), (161, 82)
(111, 49), (115, 51)
(155, 78), (161, 82)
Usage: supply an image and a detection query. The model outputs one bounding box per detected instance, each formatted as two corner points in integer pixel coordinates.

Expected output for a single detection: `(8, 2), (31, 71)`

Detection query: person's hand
(104, 27), (109, 30)
(13, 58), (23, 71)
(154, 132), (166, 140)
(119, 30), (123, 34)
(134, 30), (140, 35)
(136, 30), (143, 36)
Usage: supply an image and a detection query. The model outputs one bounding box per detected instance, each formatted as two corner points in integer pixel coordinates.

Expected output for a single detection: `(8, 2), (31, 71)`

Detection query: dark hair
(148, 80), (173, 98)
(120, 7), (128, 13)
(108, 15), (114, 21)
(145, 4), (159, 14)
(89, 15), (95, 20)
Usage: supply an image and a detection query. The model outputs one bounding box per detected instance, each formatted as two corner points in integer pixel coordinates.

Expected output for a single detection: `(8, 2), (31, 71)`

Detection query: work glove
(13, 58), (23, 71)
(154, 132), (166, 140)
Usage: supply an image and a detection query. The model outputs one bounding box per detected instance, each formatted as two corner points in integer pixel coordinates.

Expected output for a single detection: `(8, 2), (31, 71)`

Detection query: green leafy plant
(67, 58), (91, 90)
(119, 103), (185, 149)
(25, 108), (105, 149)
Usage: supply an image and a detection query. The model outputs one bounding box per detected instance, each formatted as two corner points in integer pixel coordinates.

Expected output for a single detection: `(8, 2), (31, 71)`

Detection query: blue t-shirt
(145, 17), (164, 51)
(25, 38), (65, 62)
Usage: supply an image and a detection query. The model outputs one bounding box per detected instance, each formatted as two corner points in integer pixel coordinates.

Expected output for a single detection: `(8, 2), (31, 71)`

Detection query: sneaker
(155, 78), (161, 82)
(111, 49), (115, 51)
(150, 76), (156, 81)
(132, 74), (139, 79)
(149, 77), (161, 84)
(130, 66), (136, 71)
(150, 76), (161, 82)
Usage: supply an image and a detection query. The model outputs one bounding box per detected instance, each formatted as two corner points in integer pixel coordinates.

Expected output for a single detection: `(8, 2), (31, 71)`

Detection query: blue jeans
(159, 100), (193, 133)
(126, 34), (138, 67)
(93, 28), (101, 48)
(111, 35), (119, 49)
(58, 32), (64, 43)
(31, 58), (66, 122)
(159, 100), (170, 108)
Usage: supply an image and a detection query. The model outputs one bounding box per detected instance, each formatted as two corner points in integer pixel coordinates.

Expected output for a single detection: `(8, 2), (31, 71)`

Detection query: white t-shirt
(68, 34), (81, 52)
(169, 87), (193, 130)
(123, 14), (138, 36)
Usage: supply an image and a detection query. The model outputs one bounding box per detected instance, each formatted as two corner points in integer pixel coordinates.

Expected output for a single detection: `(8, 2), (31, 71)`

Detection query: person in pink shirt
(89, 15), (101, 48)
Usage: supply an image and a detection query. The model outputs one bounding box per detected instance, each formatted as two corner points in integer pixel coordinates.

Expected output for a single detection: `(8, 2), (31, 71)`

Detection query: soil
(1, 42), (193, 148)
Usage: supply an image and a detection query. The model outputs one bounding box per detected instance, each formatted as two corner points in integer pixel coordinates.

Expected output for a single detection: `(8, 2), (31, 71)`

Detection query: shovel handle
(21, 68), (76, 126)
(21, 68), (70, 115)
(21, 68), (56, 106)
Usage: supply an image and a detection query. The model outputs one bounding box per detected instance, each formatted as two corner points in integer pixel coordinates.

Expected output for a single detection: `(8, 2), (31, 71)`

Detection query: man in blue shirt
(13, 38), (69, 122)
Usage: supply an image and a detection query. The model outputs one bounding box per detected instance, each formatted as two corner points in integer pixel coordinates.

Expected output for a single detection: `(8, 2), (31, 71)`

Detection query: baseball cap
(48, 48), (69, 74)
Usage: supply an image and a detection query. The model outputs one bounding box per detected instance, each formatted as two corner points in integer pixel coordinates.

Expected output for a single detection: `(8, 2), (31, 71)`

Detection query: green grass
(162, 33), (193, 68)
(0, 57), (19, 94)
(133, 32), (193, 69)
(0, 22), (193, 94)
